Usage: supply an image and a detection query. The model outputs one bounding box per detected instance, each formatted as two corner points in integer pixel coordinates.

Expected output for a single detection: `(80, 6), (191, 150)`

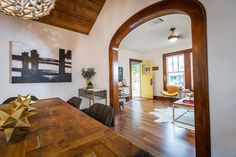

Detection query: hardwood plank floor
(113, 99), (195, 157)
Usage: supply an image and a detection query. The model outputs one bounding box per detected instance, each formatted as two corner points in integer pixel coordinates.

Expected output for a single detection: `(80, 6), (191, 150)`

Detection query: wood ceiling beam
(36, 0), (106, 35)
(55, 0), (100, 19)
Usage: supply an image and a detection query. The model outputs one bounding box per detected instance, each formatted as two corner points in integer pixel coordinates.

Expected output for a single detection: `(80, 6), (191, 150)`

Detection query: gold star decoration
(11, 94), (37, 117)
(0, 94), (37, 142)
(0, 107), (30, 142)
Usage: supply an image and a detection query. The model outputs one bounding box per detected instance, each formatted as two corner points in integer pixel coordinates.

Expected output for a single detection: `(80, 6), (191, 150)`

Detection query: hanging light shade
(168, 27), (178, 43)
(0, 0), (56, 20)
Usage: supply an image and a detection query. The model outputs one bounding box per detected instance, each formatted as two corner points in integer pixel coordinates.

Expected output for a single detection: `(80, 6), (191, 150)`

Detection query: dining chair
(2, 95), (39, 104)
(82, 103), (114, 127)
(67, 97), (82, 109)
(31, 96), (39, 101)
(2, 97), (16, 104)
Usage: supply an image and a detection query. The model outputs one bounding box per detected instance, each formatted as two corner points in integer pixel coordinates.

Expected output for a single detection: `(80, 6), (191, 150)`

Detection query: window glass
(166, 54), (185, 87)
(167, 57), (173, 72)
(168, 72), (184, 86)
(179, 55), (185, 71)
(142, 64), (150, 74)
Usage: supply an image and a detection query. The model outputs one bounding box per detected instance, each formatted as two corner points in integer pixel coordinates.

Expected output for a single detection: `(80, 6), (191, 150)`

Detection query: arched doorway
(109, 0), (210, 157)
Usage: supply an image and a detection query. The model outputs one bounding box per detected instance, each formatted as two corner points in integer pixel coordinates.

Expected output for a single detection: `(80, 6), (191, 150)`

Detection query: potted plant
(187, 92), (194, 101)
(81, 68), (96, 89)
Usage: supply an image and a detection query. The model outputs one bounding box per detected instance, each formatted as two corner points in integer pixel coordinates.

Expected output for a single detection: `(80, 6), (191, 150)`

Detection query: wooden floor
(113, 99), (195, 157)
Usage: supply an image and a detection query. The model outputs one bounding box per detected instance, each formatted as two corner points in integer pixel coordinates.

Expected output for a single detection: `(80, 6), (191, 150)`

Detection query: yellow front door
(141, 60), (153, 99)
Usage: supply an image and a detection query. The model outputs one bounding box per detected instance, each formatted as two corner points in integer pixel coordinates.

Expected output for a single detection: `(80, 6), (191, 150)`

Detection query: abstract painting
(10, 41), (72, 83)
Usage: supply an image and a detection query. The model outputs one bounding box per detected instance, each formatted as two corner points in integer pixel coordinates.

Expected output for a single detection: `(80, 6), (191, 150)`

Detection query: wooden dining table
(0, 98), (151, 157)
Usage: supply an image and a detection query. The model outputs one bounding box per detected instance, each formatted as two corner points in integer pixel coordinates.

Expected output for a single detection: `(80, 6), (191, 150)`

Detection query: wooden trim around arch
(109, 0), (210, 157)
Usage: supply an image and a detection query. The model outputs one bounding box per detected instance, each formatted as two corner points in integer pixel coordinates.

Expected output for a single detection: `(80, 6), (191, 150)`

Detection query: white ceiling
(119, 14), (192, 52)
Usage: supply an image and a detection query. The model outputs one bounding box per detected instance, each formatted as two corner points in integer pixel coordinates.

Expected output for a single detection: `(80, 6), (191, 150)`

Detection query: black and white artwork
(10, 41), (72, 83)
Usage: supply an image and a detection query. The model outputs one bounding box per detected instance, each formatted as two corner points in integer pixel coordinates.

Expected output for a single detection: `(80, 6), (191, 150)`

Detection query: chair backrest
(86, 103), (114, 127)
(2, 97), (17, 104)
(31, 96), (39, 101)
(67, 97), (82, 109)
(2, 95), (39, 104)
(166, 85), (181, 94)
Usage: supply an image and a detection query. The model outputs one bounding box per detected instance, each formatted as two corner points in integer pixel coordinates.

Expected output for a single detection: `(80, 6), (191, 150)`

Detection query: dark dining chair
(2, 97), (16, 104)
(82, 103), (114, 127)
(2, 95), (39, 104)
(67, 97), (82, 109)
(31, 96), (39, 101)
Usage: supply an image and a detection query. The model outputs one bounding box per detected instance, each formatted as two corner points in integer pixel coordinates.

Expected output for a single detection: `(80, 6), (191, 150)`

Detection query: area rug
(149, 107), (195, 130)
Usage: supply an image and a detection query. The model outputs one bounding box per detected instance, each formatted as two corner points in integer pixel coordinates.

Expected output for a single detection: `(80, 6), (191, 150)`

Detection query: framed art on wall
(10, 41), (72, 83)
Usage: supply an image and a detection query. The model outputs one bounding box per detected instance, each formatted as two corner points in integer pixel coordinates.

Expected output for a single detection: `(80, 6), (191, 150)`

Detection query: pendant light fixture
(0, 0), (56, 20)
(168, 27), (178, 43)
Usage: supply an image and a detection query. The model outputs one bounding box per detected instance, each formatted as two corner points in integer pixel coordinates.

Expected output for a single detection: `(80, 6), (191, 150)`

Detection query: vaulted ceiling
(36, 0), (106, 35)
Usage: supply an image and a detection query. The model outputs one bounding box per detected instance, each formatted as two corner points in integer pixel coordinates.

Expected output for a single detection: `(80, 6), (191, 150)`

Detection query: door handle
(150, 79), (153, 86)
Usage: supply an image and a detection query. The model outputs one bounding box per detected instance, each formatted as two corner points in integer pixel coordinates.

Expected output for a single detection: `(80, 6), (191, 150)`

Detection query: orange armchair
(161, 85), (181, 97)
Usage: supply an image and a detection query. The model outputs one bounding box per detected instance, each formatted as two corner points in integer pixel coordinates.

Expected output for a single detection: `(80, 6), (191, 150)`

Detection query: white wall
(87, 0), (236, 157)
(86, 0), (159, 93)
(143, 43), (192, 96)
(201, 1), (236, 157)
(0, 13), (90, 109)
(118, 48), (143, 85)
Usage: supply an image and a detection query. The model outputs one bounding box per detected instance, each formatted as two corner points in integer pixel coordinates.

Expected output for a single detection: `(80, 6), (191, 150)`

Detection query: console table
(79, 88), (107, 106)
(119, 86), (130, 109)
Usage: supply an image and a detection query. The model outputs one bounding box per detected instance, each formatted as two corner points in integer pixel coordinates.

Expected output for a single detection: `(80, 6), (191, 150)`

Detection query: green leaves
(81, 68), (96, 79)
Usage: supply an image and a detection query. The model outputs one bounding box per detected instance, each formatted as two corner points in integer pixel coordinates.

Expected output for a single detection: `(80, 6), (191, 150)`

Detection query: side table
(79, 88), (107, 107)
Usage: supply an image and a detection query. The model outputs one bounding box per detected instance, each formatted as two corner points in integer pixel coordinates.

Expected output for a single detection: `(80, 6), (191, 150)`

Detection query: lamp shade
(0, 0), (56, 20)
(168, 35), (178, 42)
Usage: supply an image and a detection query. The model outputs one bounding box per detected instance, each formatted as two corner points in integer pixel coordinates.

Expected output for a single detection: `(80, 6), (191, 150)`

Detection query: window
(166, 54), (185, 86)
(163, 49), (193, 90)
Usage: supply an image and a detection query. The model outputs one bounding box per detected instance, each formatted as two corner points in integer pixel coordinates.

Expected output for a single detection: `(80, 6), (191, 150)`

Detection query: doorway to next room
(114, 13), (199, 157)
(130, 59), (142, 98)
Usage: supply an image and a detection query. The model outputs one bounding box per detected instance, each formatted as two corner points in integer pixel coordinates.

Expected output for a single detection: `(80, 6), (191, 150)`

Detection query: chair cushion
(166, 85), (181, 94)
(160, 91), (179, 97)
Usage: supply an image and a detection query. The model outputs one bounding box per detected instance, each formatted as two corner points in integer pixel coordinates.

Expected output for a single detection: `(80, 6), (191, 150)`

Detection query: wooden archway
(109, 0), (210, 157)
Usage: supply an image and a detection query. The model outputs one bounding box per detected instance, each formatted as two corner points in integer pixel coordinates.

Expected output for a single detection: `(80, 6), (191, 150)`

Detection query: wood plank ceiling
(36, 0), (106, 35)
